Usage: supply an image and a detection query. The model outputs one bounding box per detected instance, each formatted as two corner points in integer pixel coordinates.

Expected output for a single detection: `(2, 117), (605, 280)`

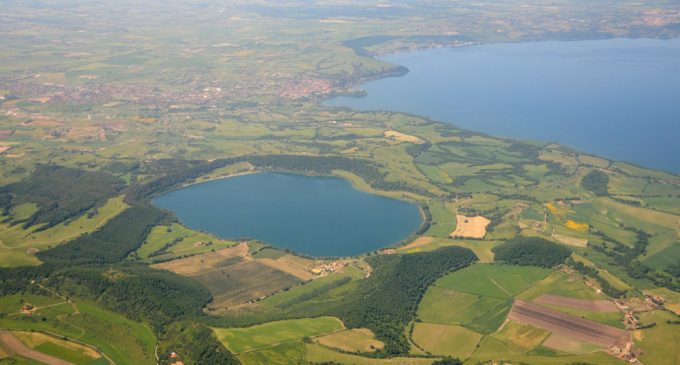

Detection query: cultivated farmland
(509, 300), (628, 349)
(411, 323), (482, 358)
(214, 317), (344, 354)
(316, 328), (384, 353)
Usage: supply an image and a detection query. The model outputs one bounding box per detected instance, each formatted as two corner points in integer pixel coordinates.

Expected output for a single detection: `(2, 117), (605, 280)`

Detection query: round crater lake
(153, 172), (423, 257)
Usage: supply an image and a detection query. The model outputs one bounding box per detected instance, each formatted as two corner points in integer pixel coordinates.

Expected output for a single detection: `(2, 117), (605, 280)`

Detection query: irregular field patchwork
(154, 243), (303, 308)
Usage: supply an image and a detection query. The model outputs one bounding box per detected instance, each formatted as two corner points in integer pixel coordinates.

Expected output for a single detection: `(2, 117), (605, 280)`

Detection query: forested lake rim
(327, 38), (680, 174)
(153, 172), (423, 257)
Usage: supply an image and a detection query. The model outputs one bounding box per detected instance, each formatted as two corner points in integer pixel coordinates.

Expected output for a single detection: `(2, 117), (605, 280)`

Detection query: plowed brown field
(535, 294), (618, 312)
(509, 300), (626, 348)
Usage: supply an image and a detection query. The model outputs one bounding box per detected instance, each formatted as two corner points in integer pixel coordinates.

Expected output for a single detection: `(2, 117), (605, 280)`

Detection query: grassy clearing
(642, 196), (680, 214)
(316, 328), (384, 353)
(418, 264), (551, 335)
(417, 286), (511, 334)
(213, 317), (344, 354)
(424, 201), (457, 237)
(411, 323), (481, 358)
(633, 310), (680, 365)
(642, 237), (680, 272)
(517, 271), (603, 301)
(0, 250), (41, 268)
(135, 222), (237, 260)
(435, 264), (551, 300)
(238, 342), (306, 365)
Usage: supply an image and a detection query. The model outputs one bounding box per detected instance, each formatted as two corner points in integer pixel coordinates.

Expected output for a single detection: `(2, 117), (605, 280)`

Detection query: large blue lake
(153, 172), (423, 257)
(327, 38), (680, 173)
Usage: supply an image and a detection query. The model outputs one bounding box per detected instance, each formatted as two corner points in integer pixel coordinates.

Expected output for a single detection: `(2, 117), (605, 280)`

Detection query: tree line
(0, 164), (125, 229)
(126, 154), (432, 203)
(331, 247), (478, 355)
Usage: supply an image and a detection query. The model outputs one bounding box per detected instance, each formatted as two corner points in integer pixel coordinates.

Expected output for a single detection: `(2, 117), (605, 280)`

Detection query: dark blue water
(153, 172), (423, 257)
(327, 38), (680, 173)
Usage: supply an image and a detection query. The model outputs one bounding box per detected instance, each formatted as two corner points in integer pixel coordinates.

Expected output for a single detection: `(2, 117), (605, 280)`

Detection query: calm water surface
(154, 172), (423, 257)
(327, 38), (680, 173)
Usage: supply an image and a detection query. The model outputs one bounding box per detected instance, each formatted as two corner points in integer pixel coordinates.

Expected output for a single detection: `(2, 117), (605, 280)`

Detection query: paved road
(0, 330), (75, 365)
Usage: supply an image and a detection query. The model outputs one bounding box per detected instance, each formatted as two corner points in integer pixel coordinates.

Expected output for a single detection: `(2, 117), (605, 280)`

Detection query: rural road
(0, 330), (75, 365)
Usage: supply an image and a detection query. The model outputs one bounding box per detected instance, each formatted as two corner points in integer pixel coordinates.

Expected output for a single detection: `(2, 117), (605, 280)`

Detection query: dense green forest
(492, 237), (572, 268)
(159, 322), (240, 365)
(37, 205), (171, 265)
(581, 169), (609, 196)
(0, 165), (125, 228)
(566, 257), (626, 298)
(0, 264), (213, 330)
(332, 247), (478, 355)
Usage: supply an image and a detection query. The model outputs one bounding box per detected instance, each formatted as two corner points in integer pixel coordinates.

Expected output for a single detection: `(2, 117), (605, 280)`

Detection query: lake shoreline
(153, 172), (424, 257)
(325, 38), (680, 175)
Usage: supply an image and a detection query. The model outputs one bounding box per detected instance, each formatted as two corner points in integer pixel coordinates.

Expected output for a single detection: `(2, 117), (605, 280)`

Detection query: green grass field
(316, 328), (384, 353)
(516, 271), (604, 301)
(0, 294), (155, 364)
(411, 323), (482, 358)
(435, 263), (551, 299)
(134, 222), (237, 261)
(238, 342), (307, 365)
(634, 311), (680, 365)
(417, 286), (511, 334)
(214, 316), (344, 353)
(424, 201), (457, 237)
